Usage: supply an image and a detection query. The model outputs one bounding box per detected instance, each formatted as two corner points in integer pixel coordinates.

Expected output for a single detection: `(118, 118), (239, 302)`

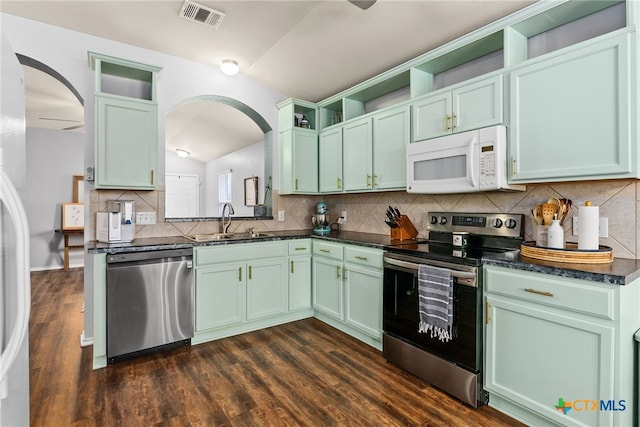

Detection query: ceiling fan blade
(62, 124), (85, 131)
(39, 117), (83, 122)
(347, 0), (376, 10)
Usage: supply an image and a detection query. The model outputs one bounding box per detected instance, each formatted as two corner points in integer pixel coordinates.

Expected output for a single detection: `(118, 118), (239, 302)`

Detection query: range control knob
(505, 218), (518, 229)
(430, 216), (438, 225)
(439, 216), (448, 225)
(492, 218), (503, 228)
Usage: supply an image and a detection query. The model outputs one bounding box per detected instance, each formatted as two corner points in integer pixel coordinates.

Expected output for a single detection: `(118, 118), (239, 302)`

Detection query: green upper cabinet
(372, 105), (409, 190)
(279, 128), (318, 194)
(278, 99), (319, 195)
(89, 52), (161, 190)
(509, 30), (635, 182)
(319, 127), (343, 193)
(342, 117), (373, 192)
(412, 74), (503, 142)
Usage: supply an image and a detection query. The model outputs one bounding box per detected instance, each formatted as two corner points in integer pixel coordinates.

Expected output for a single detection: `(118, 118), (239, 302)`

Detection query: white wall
(205, 141), (265, 217)
(25, 127), (84, 271)
(1, 12), (286, 344)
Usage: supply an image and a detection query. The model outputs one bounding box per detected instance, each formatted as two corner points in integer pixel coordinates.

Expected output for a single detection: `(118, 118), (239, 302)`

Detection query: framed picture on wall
(62, 202), (84, 230)
(244, 177), (258, 206)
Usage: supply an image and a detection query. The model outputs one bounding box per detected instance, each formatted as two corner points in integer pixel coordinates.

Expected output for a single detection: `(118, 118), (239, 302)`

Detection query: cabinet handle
(452, 113), (457, 129)
(295, 247), (307, 251)
(343, 266), (347, 281)
(336, 265), (341, 279)
(337, 177), (341, 189)
(510, 157), (516, 177)
(249, 265), (253, 280)
(373, 175), (378, 188)
(486, 302), (491, 324)
(524, 288), (554, 297)
(151, 169), (155, 185)
(291, 260), (294, 274)
(295, 178), (299, 190)
(366, 174), (371, 187)
(445, 114), (452, 131)
(355, 256), (368, 261)
(320, 249), (330, 253)
(238, 267), (242, 282)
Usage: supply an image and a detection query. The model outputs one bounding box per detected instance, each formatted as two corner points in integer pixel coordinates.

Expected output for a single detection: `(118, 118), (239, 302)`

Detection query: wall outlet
(136, 212), (156, 225)
(341, 211), (347, 222)
(278, 210), (285, 222)
(571, 217), (608, 238)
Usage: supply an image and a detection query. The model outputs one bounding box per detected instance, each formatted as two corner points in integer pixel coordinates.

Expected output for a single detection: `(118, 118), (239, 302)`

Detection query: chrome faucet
(221, 203), (234, 233)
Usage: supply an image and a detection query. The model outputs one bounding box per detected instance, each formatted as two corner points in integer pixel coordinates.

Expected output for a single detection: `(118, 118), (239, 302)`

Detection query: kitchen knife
(385, 219), (397, 228)
(394, 207), (402, 218)
(386, 210), (395, 222)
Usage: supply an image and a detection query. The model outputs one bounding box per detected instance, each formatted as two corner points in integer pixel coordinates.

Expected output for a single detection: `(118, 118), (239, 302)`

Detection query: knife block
(390, 215), (418, 241)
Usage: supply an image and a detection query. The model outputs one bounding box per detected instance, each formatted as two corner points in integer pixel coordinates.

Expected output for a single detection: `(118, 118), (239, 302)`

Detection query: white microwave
(406, 125), (525, 194)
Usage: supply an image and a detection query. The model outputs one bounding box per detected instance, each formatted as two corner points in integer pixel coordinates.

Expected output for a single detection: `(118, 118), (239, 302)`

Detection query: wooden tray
(520, 241), (613, 264)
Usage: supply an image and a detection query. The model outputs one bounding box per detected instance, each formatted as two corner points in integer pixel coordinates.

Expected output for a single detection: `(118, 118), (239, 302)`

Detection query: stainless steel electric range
(382, 212), (524, 407)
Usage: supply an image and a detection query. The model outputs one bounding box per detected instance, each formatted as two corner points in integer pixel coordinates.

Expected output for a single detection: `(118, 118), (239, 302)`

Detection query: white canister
(578, 201), (599, 250)
(547, 219), (564, 249)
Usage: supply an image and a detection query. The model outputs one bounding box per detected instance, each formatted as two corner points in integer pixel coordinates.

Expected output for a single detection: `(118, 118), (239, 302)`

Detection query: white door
(1, 31), (31, 426)
(165, 174), (199, 218)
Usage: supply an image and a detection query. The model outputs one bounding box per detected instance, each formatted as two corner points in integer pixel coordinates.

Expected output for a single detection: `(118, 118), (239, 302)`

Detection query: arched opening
(165, 95), (273, 219)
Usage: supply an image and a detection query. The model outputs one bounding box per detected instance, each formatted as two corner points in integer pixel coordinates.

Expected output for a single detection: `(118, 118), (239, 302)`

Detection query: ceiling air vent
(179, 1), (226, 29)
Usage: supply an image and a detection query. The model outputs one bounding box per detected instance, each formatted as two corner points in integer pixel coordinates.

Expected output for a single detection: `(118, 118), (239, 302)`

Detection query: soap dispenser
(547, 217), (564, 249)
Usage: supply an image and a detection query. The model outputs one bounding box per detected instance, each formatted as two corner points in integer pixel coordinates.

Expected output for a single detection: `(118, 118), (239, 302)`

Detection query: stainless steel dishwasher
(106, 248), (194, 364)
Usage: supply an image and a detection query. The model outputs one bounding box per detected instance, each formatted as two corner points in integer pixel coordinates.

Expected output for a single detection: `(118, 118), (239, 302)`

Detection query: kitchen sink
(187, 232), (275, 242)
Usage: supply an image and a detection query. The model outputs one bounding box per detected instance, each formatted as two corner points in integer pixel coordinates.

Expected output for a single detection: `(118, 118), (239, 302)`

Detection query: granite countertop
(87, 231), (640, 285)
(483, 251), (640, 285)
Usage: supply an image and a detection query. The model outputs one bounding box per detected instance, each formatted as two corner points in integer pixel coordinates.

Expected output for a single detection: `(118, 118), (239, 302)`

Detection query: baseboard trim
(80, 330), (93, 347)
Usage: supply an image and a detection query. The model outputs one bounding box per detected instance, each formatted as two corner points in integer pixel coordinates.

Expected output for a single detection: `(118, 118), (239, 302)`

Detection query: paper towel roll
(578, 201), (599, 250)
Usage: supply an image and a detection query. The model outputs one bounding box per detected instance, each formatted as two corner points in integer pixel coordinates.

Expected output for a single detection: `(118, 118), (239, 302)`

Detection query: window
(218, 170), (232, 215)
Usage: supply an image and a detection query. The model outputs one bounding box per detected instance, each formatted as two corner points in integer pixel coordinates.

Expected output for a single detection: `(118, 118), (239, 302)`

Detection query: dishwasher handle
(107, 248), (193, 264)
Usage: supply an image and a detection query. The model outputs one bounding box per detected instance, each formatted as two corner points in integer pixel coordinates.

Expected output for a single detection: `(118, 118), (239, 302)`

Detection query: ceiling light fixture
(220, 59), (239, 76)
(176, 148), (191, 158)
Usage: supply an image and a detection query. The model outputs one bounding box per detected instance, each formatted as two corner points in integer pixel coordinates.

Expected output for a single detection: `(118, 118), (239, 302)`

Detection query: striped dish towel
(418, 264), (453, 342)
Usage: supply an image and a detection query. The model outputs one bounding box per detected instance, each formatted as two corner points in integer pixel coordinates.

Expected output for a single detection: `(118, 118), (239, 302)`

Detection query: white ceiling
(3, 0), (535, 161)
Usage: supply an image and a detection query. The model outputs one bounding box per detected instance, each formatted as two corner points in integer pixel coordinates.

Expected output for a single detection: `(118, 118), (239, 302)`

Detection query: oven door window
(383, 267), (480, 372)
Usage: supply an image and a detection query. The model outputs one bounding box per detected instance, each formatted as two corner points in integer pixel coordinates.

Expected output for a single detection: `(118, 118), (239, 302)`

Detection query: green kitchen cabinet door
(319, 126), (343, 193)
(412, 91), (452, 142)
(195, 263), (244, 331)
(246, 258), (287, 321)
(279, 128), (318, 194)
(342, 117), (373, 191)
(95, 95), (158, 189)
(485, 294), (615, 427)
(372, 105), (409, 190)
(412, 74), (503, 142)
(312, 257), (343, 320)
(509, 32), (634, 182)
(452, 74), (503, 134)
(344, 263), (383, 339)
(288, 256), (312, 311)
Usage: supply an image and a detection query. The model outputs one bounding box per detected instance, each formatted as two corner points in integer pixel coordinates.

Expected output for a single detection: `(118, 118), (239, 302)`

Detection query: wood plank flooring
(29, 268), (523, 426)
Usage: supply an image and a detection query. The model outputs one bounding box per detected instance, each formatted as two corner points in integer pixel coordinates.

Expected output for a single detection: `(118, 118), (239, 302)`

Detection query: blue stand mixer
(312, 202), (331, 235)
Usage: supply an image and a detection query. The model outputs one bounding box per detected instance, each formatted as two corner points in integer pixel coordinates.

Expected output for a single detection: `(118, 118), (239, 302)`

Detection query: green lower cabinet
(484, 265), (639, 427)
(196, 262), (244, 331)
(193, 240), (310, 344)
(344, 263), (383, 339)
(312, 241), (383, 349)
(312, 257), (343, 319)
(246, 259), (287, 321)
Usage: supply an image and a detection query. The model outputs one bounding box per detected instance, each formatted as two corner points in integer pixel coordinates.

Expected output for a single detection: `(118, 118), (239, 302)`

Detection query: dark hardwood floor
(29, 268), (523, 426)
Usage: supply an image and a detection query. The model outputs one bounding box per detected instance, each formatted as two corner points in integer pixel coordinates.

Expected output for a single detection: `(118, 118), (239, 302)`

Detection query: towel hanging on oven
(417, 264), (453, 342)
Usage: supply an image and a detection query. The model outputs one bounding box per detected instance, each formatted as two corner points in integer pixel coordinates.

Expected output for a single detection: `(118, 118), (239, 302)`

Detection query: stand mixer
(312, 202), (331, 235)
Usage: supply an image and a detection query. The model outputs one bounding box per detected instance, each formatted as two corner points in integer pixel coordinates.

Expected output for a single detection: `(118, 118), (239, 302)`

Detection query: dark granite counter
(86, 229), (396, 255)
(483, 251), (640, 285)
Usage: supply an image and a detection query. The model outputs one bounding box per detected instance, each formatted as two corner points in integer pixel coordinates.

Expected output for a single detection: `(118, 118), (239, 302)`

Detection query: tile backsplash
(90, 179), (638, 259)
